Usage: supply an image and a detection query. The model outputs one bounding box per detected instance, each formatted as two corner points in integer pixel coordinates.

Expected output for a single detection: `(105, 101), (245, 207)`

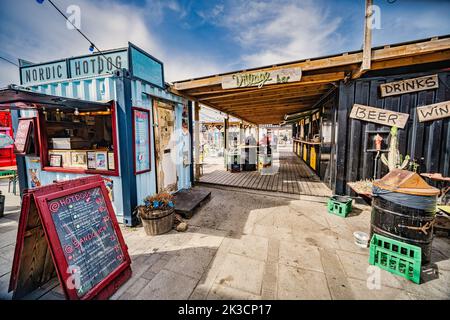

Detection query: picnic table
(0, 165), (18, 195)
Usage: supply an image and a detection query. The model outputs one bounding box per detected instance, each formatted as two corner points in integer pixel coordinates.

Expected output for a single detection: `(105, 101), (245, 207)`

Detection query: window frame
(38, 101), (120, 177)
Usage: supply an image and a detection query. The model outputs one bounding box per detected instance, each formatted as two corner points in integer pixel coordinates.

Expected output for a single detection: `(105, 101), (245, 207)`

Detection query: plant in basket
(137, 192), (175, 236)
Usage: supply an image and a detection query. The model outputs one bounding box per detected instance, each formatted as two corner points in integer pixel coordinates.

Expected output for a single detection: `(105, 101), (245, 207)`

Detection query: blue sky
(0, 0), (449, 86)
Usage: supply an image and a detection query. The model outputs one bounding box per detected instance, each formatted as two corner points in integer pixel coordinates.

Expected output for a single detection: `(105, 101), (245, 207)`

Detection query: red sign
(14, 118), (34, 154)
(9, 175), (131, 300)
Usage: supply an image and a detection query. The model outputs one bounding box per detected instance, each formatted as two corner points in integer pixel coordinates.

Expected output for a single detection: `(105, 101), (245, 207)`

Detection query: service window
(40, 104), (118, 176)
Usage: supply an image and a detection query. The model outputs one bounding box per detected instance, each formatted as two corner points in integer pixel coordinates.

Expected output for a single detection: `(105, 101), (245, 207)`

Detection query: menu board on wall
(9, 176), (131, 300)
(132, 107), (151, 174)
(14, 118), (34, 154)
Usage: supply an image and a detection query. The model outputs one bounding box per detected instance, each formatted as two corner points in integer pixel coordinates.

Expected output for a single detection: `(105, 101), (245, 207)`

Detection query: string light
(36, 0), (120, 69)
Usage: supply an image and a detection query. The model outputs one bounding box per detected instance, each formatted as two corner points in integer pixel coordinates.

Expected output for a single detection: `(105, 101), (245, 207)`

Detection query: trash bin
(371, 169), (440, 264)
(0, 192), (5, 218)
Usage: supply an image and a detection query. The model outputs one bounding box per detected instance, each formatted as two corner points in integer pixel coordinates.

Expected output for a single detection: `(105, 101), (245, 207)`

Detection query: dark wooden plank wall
(335, 70), (450, 195)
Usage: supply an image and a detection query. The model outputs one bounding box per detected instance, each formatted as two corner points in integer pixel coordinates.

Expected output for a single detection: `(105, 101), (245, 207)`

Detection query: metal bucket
(370, 196), (435, 264)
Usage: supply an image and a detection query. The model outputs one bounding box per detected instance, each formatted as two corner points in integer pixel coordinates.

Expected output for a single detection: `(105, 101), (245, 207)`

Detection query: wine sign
(9, 175), (131, 300)
(14, 118), (34, 154)
(416, 100), (450, 122)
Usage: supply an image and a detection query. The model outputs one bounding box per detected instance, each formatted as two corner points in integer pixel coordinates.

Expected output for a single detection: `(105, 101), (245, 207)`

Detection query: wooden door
(153, 101), (177, 193)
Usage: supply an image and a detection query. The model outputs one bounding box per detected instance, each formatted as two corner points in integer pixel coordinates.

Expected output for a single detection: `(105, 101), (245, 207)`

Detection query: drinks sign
(379, 74), (439, 97)
(221, 67), (302, 89)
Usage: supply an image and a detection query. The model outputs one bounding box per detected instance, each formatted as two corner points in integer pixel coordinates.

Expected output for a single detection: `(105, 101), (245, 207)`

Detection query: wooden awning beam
(173, 36), (450, 91)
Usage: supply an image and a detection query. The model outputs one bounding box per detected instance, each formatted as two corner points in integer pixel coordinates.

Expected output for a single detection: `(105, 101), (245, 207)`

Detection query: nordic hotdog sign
(20, 49), (128, 85)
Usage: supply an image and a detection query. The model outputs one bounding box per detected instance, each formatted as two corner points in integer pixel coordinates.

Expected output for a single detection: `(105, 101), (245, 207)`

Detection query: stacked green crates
(369, 233), (422, 284)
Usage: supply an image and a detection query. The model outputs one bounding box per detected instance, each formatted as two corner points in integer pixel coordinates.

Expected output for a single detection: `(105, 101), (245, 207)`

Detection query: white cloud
(0, 0), (221, 86)
(207, 0), (344, 67)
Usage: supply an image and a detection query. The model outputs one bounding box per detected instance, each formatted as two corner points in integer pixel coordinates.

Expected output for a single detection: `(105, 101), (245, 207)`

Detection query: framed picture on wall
(49, 154), (62, 167)
(87, 151), (96, 169)
(132, 107), (151, 174)
(95, 151), (108, 170)
(107, 152), (115, 170)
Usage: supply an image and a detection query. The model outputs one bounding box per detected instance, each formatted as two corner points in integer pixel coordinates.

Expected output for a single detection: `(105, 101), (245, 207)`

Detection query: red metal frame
(38, 101), (120, 177)
(33, 178), (131, 300)
(131, 107), (151, 175)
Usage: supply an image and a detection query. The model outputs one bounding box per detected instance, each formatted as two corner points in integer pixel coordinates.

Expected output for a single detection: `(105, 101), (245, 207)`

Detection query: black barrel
(370, 195), (435, 264)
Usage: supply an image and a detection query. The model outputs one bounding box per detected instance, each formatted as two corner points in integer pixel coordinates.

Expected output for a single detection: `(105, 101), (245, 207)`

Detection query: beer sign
(350, 104), (409, 129)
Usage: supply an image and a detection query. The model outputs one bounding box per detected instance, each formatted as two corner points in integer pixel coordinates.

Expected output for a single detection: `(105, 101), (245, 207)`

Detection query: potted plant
(137, 192), (175, 236)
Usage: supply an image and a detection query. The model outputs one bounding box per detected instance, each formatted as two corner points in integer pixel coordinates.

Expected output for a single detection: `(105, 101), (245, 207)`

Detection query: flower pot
(138, 207), (174, 236)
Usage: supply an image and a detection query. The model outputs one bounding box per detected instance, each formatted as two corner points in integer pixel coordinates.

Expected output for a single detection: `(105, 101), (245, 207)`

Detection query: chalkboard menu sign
(14, 118), (34, 154)
(9, 176), (131, 300)
(46, 187), (125, 298)
(132, 107), (151, 174)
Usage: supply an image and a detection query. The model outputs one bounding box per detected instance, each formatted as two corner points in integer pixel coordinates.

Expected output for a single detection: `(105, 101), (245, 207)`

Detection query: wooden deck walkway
(199, 150), (332, 197)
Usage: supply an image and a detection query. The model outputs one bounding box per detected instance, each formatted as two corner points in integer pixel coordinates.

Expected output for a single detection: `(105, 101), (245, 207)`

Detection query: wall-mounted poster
(95, 151), (108, 170)
(132, 107), (151, 174)
(107, 152), (115, 170)
(87, 151), (96, 169)
(49, 154), (62, 167)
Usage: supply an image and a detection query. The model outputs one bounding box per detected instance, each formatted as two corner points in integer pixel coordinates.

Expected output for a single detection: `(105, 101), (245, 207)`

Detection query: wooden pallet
(173, 188), (211, 219)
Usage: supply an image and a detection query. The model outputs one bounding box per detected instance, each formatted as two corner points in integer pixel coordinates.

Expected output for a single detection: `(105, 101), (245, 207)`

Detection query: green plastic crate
(369, 233), (422, 284)
(327, 195), (352, 217)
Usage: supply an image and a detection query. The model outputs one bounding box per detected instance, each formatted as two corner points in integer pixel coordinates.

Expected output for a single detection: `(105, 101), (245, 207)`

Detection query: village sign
(221, 67), (302, 89)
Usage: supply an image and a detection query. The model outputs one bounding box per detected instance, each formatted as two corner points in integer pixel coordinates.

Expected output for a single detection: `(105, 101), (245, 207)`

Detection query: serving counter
(293, 139), (320, 171)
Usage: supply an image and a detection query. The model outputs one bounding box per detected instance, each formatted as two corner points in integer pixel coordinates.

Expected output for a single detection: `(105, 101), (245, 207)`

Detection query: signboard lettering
(417, 100), (450, 122)
(20, 49), (129, 85)
(349, 104), (409, 129)
(380, 74), (439, 97)
(70, 51), (128, 79)
(21, 61), (67, 86)
(222, 67), (302, 89)
(45, 187), (124, 297)
(9, 176), (131, 300)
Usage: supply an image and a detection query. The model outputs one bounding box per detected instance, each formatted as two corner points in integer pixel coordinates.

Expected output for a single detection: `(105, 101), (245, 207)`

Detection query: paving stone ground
(0, 182), (449, 300)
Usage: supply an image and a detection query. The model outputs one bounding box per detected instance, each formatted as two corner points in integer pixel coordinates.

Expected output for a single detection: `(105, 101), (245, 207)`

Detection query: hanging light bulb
(89, 43), (95, 52)
(36, 0), (45, 4)
(74, 108), (79, 116)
